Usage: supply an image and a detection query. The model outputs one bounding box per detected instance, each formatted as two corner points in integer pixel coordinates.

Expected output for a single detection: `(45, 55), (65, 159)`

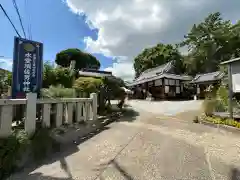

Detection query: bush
(215, 85), (228, 112)
(41, 85), (75, 98)
(0, 128), (59, 179)
(73, 77), (103, 94)
(203, 99), (216, 116)
(0, 130), (29, 179)
(43, 63), (74, 88)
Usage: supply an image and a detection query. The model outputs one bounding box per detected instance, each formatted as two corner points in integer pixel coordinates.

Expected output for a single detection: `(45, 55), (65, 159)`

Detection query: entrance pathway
(127, 99), (203, 116)
(9, 100), (240, 180)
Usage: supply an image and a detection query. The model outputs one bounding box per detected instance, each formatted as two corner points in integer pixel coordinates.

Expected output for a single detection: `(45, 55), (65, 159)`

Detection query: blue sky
(1, 0), (239, 81)
(0, 0), (113, 71)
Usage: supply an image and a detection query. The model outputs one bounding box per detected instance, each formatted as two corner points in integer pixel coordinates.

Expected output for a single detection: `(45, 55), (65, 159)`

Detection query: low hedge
(205, 116), (240, 128)
(0, 128), (59, 179)
(0, 131), (29, 179)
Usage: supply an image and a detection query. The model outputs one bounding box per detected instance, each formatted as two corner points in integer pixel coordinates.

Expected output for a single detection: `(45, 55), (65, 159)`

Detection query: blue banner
(12, 37), (43, 98)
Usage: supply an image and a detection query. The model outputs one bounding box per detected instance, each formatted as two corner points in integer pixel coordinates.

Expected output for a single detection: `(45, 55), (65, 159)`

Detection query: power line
(12, 0), (26, 39)
(0, 3), (22, 37)
(24, 0), (32, 40)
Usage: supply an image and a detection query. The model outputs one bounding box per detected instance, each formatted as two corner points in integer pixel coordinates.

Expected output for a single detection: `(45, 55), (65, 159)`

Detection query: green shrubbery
(203, 99), (216, 116)
(74, 77), (103, 95)
(205, 116), (240, 128)
(0, 131), (29, 179)
(203, 83), (230, 115)
(41, 85), (75, 98)
(0, 128), (59, 179)
(43, 63), (74, 88)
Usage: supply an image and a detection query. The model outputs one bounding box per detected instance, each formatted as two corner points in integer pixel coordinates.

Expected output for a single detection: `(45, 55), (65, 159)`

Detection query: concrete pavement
(8, 100), (240, 180)
(127, 100), (203, 116)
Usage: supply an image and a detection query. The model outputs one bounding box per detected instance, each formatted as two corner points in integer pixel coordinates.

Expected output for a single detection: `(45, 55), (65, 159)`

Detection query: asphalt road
(9, 100), (240, 180)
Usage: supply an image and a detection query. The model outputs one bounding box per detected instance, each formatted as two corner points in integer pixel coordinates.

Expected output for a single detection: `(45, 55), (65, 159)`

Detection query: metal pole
(228, 64), (233, 119)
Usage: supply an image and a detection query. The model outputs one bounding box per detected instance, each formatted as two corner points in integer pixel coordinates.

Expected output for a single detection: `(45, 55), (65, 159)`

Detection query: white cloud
(65, 0), (240, 80)
(0, 58), (12, 71)
(104, 60), (135, 81)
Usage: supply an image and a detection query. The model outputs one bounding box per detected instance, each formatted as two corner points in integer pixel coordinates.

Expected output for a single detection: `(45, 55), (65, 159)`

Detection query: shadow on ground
(231, 167), (240, 180)
(117, 108), (140, 122)
(19, 160), (135, 180)
(97, 159), (134, 180)
(8, 107), (139, 180)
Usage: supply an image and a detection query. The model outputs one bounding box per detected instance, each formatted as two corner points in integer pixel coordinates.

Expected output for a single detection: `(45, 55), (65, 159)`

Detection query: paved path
(9, 100), (240, 180)
(127, 100), (203, 116)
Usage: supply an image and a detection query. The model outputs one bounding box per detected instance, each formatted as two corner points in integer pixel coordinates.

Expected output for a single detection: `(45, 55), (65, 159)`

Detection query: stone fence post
(25, 93), (37, 135)
(0, 103), (13, 137)
(90, 93), (97, 121)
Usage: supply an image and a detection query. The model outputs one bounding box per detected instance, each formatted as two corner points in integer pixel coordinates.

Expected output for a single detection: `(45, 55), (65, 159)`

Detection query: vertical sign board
(12, 37), (43, 98)
(231, 61), (240, 93)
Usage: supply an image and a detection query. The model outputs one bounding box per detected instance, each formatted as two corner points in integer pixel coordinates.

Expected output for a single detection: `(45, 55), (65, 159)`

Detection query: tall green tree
(181, 12), (240, 75)
(43, 62), (73, 88)
(55, 48), (101, 70)
(133, 43), (184, 78)
(73, 76), (126, 111)
(0, 69), (11, 94)
(42, 63), (56, 88)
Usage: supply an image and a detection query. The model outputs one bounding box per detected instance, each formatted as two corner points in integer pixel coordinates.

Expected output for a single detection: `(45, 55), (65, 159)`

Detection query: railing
(0, 93), (97, 137)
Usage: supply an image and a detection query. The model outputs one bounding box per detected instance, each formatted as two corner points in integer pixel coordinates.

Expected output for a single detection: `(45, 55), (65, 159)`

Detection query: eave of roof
(220, 57), (240, 65)
(79, 70), (113, 78)
(191, 71), (225, 84)
(135, 61), (174, 82)
(127, 73), (192, 86)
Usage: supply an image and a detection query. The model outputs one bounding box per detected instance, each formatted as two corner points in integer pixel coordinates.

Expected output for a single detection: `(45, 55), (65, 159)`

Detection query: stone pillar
(65, 103), (73, 124)
(43, 104), (51, 127)
(76, 102), (83, 122)
(55, 103), (63, 127)
(0, 105), (13, 137)
(90, 93), (97, 121)
(25, 93), (37, 135)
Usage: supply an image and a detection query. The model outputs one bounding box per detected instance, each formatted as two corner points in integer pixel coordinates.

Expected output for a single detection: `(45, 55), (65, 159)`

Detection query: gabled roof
(129, 73), (192, 86)
(128, 61), (192, 86)
(135, 61), (173, 81)
(191, 71), (224, 83)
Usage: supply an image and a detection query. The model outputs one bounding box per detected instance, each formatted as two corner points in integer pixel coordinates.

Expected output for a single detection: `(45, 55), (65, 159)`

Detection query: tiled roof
(191, 71), (224, 83)
(128, 73), (192, 86)
(135, 61), (173, 81)
(128, 61), (192, 86)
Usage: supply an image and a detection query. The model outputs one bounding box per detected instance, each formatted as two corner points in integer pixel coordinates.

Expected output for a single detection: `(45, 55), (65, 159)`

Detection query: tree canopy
(180, 12), (240, 75)
(133, 43), (185, 78)
(55, 48), (101, 70)
(43, 62), (73, 88)
(0, 70), (11, 95)
(133, 12), (240, 78)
